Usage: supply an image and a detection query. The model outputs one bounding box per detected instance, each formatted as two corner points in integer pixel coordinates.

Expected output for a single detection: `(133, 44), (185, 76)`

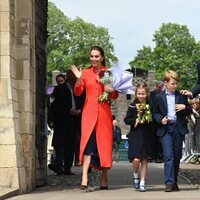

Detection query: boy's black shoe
(172, 184), (179, 191)
(165, 184), (173, 192)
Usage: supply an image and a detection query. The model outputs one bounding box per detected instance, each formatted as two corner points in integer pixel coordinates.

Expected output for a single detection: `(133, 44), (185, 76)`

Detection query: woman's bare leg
(81, 155), (91, 185)
(100, 168), (108, 187)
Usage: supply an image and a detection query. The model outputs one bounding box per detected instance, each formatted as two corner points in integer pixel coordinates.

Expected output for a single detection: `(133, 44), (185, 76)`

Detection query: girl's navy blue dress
(124, 102), (153, 160)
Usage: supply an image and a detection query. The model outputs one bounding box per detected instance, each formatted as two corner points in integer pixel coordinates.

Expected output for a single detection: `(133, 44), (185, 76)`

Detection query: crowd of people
(47, 45), (200, 193)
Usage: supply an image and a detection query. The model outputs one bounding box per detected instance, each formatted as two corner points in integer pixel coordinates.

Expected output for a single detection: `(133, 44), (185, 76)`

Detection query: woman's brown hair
(90, 46), (106, 66)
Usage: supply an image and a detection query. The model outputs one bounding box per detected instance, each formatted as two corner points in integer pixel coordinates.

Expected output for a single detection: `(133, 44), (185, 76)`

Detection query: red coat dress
(74, 66), (118, 168)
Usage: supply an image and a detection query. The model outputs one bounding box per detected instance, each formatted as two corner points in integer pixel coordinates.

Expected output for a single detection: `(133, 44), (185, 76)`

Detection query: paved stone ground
(46, 165), (82, 190)
(44, 162), (200, 191)
(179, 163), (200, 189)
(2, 162), (200, 200)
(0, 188), (18, 200)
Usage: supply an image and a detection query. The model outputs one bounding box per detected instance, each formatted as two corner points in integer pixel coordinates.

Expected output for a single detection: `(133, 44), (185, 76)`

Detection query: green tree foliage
(47, 2), (117, 83)
(129, 23), (200, 89)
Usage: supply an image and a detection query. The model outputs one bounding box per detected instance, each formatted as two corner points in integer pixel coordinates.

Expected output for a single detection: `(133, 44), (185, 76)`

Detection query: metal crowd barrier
(181, 115), (200, 163)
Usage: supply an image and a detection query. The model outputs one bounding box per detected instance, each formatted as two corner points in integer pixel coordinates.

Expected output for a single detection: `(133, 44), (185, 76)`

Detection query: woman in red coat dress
(71, 46), (118, 190)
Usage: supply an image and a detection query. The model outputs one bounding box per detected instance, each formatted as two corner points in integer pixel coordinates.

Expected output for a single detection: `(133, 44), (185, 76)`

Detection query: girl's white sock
(133, 172), (139, 178)
(140, 180), (145, 186)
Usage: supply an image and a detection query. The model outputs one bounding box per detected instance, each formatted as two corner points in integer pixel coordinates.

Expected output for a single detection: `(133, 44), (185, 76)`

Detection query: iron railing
(181, 115), (200, 163)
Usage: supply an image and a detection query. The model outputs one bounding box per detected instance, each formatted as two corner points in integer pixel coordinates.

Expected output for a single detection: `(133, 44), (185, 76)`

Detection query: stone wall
(0, 0), (48, 194)
(111, 93), (132, 136)
(35, 0), (48, 187)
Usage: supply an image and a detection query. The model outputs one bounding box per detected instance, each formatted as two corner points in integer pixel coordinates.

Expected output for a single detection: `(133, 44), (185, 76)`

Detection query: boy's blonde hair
(163, 70), (179, 82)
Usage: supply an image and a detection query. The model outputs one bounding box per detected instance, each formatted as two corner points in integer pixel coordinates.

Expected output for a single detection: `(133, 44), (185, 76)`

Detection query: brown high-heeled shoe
(100, 186), (108, 190)
(100, 179), (108, 190)
(80, 180), (89, 190)
(80, 184), (88, 190)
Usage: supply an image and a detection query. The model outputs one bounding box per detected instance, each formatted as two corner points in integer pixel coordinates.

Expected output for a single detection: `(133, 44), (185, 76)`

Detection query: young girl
(124, 82), (153, 192)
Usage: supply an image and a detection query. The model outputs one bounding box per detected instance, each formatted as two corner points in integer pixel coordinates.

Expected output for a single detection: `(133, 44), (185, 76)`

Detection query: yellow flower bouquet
(136, 103), (152, 123)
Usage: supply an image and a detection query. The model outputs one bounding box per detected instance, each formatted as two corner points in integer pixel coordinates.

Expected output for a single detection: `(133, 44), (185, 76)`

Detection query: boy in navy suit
(153, 70), (192, 192)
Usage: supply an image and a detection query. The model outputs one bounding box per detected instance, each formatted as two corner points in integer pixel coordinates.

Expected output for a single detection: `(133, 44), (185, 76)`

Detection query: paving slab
(0, 188), (19, 200)
(5, 162), (200, 200)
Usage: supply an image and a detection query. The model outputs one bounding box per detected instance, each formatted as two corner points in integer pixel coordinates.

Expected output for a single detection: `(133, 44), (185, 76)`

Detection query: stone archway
(0, 0), (48, 196)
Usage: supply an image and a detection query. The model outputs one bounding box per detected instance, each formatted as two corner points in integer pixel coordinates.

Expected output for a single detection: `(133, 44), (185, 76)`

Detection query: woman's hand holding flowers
(98, 63), (134, 103)
(104, 84), (114, 93)
(98, 70), (114, 103)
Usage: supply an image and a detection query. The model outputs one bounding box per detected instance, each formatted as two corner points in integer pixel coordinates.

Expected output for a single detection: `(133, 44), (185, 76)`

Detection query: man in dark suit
(153, 70), (192, 192)
(50, 82), (75, 175)
(150, 81), (164, 163)
(66, 70), (85, 167)
(50, 70), (85, 175)
(150, 81), (164, 104)
(112, 119), (122, 162)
